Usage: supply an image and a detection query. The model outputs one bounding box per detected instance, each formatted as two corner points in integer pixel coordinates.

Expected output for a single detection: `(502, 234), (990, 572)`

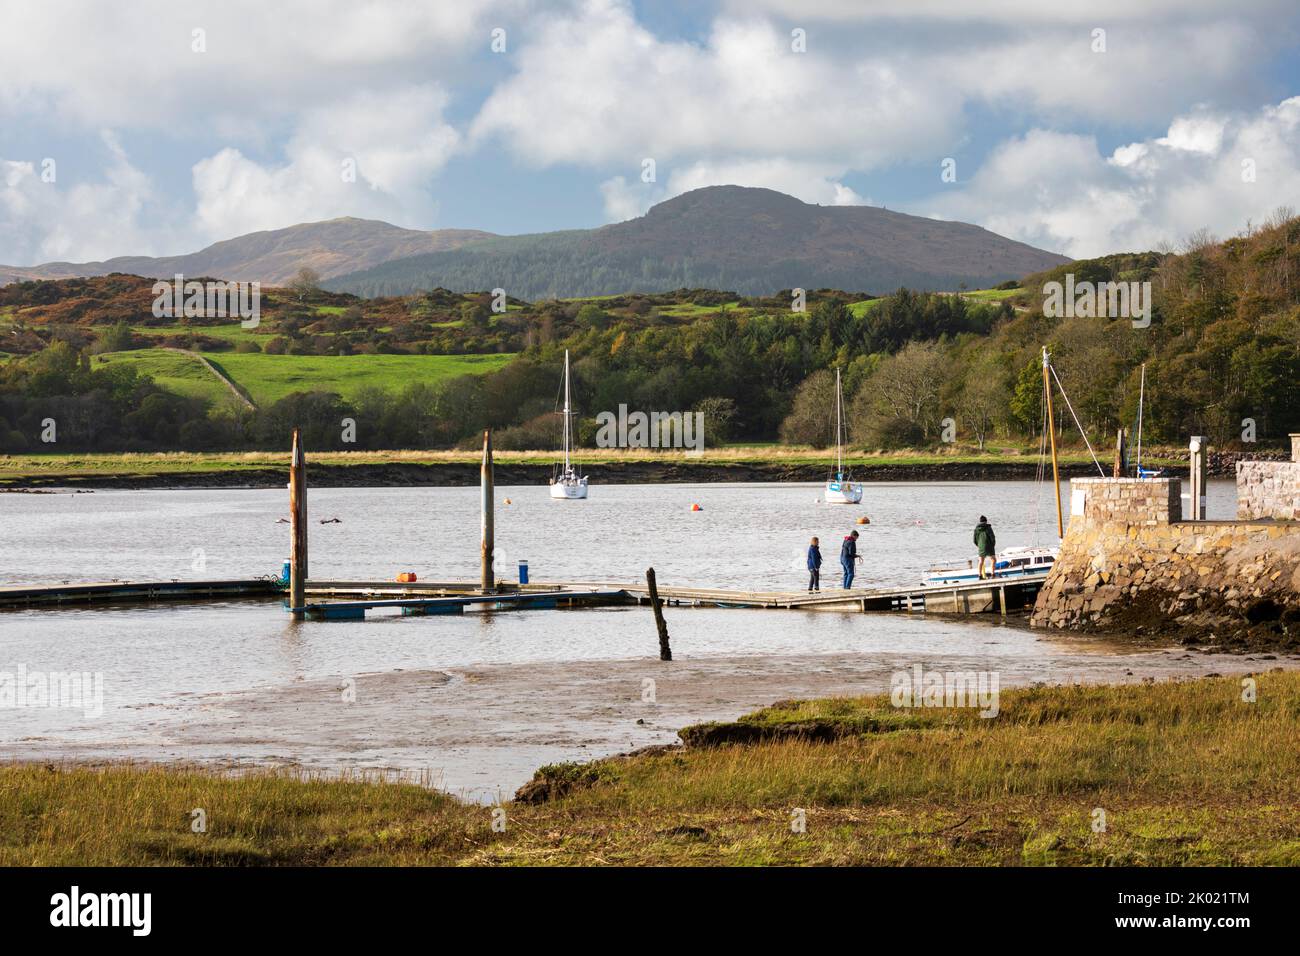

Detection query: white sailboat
(549, 348), (589, 500)
(824, 367), (863, 504)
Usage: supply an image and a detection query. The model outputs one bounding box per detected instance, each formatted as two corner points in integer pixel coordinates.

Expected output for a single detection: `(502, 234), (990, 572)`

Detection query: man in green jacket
(974, 516), (996, 579)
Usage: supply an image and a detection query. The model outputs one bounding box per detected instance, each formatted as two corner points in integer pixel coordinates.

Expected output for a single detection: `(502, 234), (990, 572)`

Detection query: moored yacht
(549, 349), (589, 499)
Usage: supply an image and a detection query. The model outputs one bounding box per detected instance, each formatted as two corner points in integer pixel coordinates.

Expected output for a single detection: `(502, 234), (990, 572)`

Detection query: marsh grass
(3, 674), (1296, 865)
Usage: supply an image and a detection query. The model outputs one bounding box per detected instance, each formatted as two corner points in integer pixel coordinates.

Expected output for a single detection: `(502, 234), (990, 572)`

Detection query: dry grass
(0, 444), (1167, 481)
(3, 673), (1296, 865)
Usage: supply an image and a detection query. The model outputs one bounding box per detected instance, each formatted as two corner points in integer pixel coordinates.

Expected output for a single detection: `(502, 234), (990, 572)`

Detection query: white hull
(824, 480), (863, 505)
(549, 477), (588, 499)
(926, 546), (1057, 585)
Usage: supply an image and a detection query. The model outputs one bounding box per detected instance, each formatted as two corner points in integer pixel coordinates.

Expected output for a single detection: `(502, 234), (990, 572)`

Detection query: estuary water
(0, 479), (1259, 800)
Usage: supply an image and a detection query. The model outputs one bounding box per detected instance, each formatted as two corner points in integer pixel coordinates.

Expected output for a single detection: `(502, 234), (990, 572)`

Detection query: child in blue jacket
(807, 537), (822, 592)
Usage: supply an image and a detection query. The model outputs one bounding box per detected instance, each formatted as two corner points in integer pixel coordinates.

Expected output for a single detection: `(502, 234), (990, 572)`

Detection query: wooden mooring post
(289, 428), (308, 620)
(480, 428), (495, 593)
(646, 567), (672, 661)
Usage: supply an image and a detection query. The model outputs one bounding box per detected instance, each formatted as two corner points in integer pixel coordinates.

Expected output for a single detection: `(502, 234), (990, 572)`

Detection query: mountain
(0, 218), (495, 287)
(325, 186), (1070, 298)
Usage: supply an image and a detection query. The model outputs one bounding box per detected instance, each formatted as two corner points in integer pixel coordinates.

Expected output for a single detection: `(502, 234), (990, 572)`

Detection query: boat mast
(562, 349), (572, 473)
(835, 367), (844, 477)
(1135, 363), (1146, 474)
(1043, 347), (1063, 539)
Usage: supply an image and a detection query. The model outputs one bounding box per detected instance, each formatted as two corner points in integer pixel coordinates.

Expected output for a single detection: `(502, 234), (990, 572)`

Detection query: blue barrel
(518, 560), (529, 585)
(281, 560), (291, 585)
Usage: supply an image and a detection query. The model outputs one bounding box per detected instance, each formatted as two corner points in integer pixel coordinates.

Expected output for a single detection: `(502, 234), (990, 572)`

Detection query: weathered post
(1189, 435), (1208, 520)
(289, 428), (308, 620)
(1114, 427), (1127, 478)
(481, 428), (494, 593)
(646, 567), (672, 661)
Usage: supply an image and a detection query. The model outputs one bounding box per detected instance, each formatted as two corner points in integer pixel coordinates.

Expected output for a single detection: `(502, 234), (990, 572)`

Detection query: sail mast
(1135, 363), (1146, 474)
(835, 367), (843, 476)
(1043, 347), (1063, 539)
(562, 349), (572, 473)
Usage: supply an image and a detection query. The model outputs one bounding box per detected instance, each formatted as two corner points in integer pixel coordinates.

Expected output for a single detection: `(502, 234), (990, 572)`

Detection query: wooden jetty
(299, 572), (1048, 618)
(0, 572), (1046, 617)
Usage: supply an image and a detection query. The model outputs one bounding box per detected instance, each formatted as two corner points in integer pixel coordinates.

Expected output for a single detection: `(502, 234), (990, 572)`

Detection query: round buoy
(504, 498), (512, 505)
(691, 503), (703, 512)
(856, 516), (870, 525)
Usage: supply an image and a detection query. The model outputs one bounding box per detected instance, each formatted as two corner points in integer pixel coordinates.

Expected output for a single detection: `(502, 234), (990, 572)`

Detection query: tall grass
(3, 674), (1297, 865)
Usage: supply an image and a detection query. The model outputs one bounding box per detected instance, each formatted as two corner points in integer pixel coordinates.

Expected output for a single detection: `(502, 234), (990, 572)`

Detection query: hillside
(0, 218), (495, 286)
(4, 210), (1297, 458)
(326, 186), (1070, 298)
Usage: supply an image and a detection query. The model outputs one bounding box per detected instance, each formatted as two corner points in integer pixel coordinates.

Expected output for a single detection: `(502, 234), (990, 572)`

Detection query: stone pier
(1031, 440), (1300, 650)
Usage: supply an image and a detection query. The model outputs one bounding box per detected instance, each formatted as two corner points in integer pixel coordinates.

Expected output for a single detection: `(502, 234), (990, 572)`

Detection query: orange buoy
(691, 503), (703, 511)
(395, 572), (418, 583)
(504, 498), (512, 505)
(856, 516), (870, 525)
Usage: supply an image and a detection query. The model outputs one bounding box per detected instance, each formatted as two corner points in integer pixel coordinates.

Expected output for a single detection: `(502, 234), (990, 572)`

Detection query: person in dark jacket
(806, 537), (822, 592)
(974, 515), (997, 579)
(840, 530), (861, 589)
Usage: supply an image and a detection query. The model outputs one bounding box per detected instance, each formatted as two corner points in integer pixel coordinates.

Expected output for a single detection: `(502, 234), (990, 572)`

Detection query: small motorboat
(925, 546), (1058, 585)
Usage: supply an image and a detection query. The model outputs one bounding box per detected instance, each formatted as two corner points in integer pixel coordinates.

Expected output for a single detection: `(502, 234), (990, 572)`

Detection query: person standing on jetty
(840, 529), (861, 589)
(807, 536), (822, 592)
(974, 515), (997, 579)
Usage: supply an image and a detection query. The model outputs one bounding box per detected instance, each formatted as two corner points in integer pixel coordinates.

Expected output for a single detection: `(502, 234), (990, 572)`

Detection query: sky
(1, 0), (1299, 266)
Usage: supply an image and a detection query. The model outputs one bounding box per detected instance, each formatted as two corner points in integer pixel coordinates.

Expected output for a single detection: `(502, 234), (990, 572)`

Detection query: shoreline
(0, 458), (1196, 490)
(1, 447), (1275, 490)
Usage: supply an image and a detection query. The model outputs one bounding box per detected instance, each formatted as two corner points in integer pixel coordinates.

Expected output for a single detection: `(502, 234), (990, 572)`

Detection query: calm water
(0, 479), (1239, 755)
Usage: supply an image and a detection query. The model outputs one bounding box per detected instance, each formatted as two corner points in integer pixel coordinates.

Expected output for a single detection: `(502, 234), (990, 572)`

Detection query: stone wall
(1072, 476), (1181, 525)
(1032, 475), (1300, 651)
(1237, 434), (1300, 520)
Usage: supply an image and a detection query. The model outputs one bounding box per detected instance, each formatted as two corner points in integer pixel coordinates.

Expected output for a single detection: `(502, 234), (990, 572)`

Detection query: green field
(847, 299), (883, 317)
(97, 349), (235, 406)
(961, 287), (1024, 301)
(98, 349), (515, 407)
(129, 321), (267, 346)
(202, 352), (515, 405)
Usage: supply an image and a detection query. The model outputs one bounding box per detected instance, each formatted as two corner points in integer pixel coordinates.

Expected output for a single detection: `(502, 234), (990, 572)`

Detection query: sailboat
(824, 368), (863, 504)
(549, 349), (589, 500)
(1133, 363), (1164, 478)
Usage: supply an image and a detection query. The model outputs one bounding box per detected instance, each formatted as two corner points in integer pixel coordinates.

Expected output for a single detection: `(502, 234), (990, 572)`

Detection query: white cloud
(473, 1), (959, 175)
(730, 0), (1293, 23)
(191, 86), (461, 240)
(0, 132), (175, 263)
(0, 0), (515, 130)
(921, 97), (1300, 258)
